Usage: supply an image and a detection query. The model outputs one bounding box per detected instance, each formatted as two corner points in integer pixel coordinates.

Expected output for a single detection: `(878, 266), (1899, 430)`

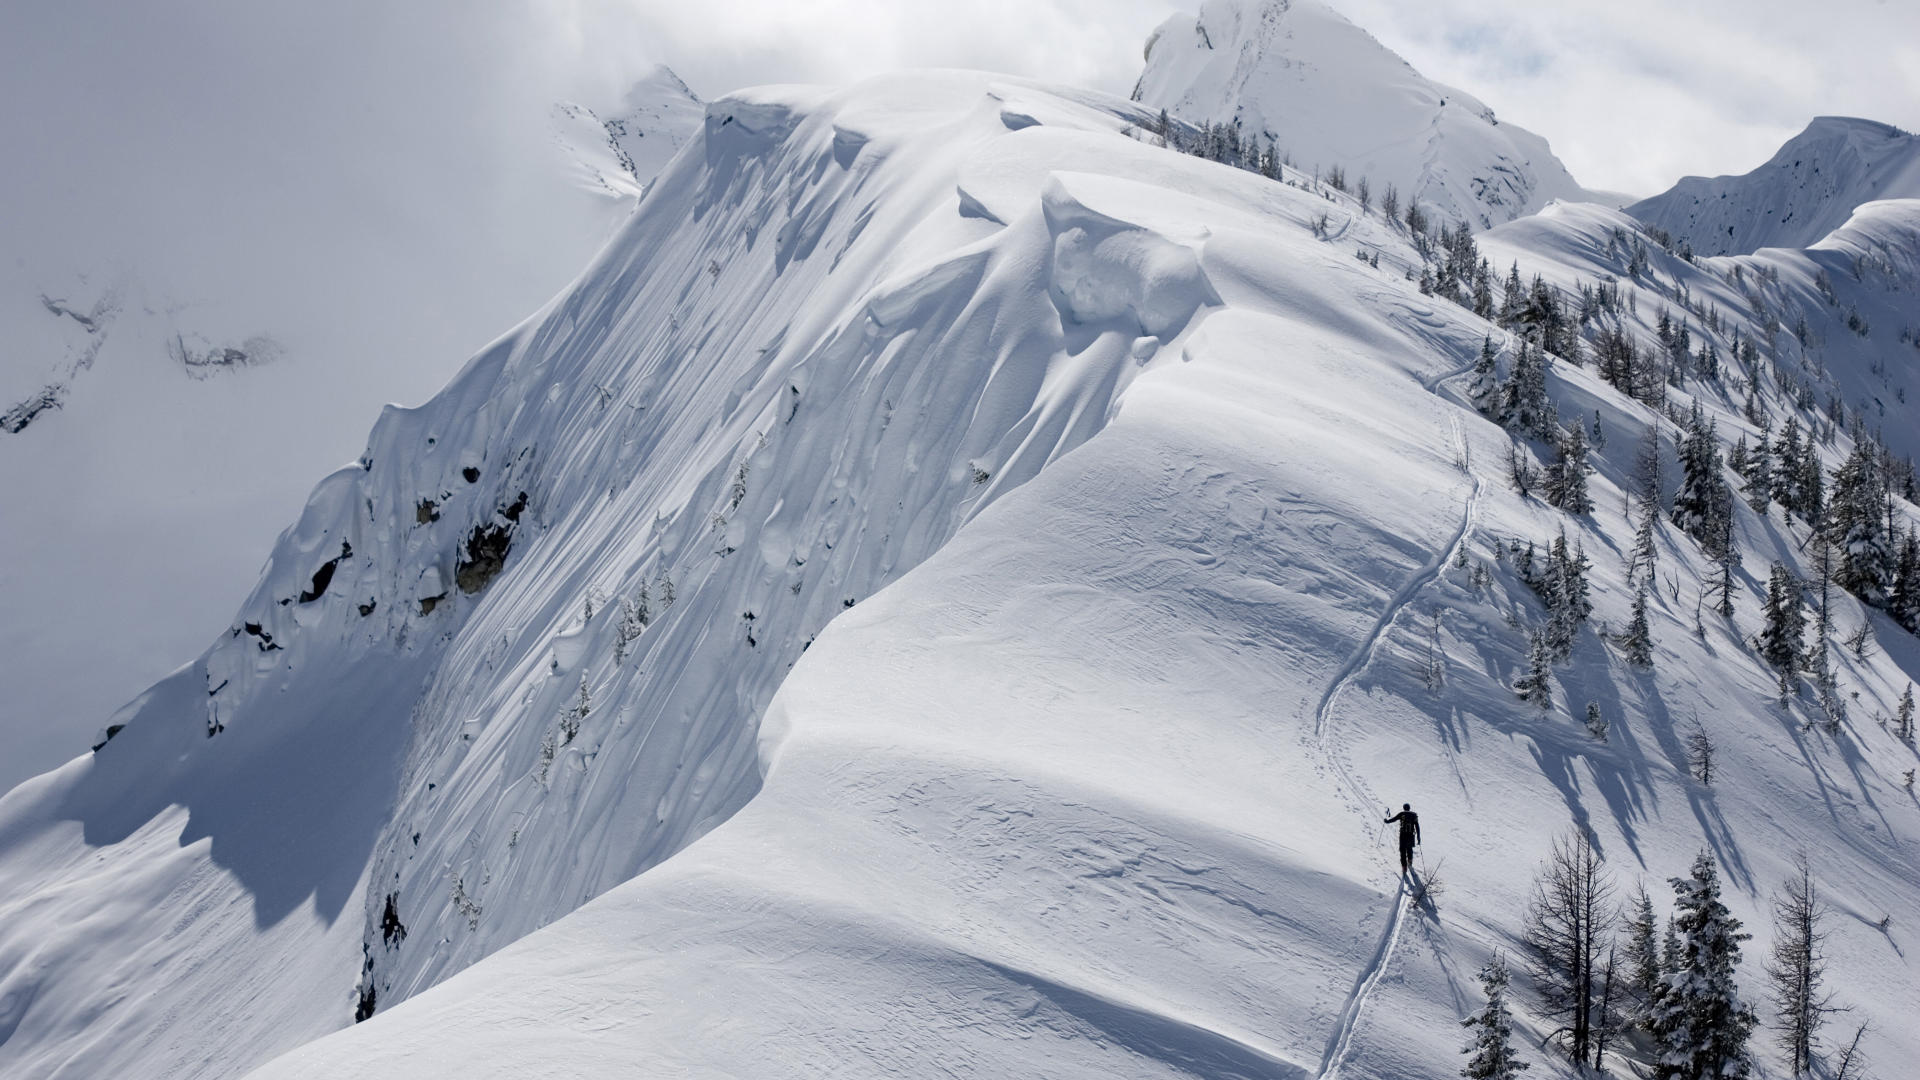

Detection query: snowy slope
(1629, 117), (1920, 257)
(1131, 0), (1589, 230)
(243, 81), (1920, 1078)
(553, 65), (704, 200)
(5, 65), (1918, 1080)
(0, 85), (671, 794)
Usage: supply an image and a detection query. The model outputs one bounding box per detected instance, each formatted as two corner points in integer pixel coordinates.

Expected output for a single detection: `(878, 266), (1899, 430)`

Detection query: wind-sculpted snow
(0, 72), (1220, 1078)
(6, 70), (1920, 1080)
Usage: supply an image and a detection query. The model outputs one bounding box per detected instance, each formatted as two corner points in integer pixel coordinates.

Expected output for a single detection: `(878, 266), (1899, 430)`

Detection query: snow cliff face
(1629, 117), (1920, 256)
(553, 65), (704, 199)
(4, 66), (1920, 1080)
(0, 70), (691, 795)
(1131, 0), (1588, 230)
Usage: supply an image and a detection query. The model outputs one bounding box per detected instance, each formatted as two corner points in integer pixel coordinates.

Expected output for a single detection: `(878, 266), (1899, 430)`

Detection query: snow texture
(2, 60), (1919, 1080)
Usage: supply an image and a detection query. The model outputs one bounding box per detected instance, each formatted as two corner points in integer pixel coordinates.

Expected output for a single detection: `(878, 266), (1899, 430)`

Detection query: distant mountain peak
(553, 64), (703, 199)
(1628, 115), (1920, 255)
(1132, 0), (1588, 229)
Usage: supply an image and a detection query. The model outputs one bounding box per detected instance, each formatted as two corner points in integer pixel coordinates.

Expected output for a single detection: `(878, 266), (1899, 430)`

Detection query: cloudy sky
(559, 0), (1920, 195)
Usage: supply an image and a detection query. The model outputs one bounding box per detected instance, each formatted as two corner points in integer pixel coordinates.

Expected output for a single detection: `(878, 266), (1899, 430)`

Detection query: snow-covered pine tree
(1469, 336), (1500, 416)
(1809, 541), (1844, 733)
(1827, 443), (1892, 606)
(1672, 403), (1730, 547)
(1760, 565), (1805, 683)
(1772, 416), (1803, 518)
(1706, 510), (1739, 619)
(1515, 628), (1554, 709)
(1629, 500), (1660, 588)
(1620, 583), (1654, 668)
(1891, 533), (1920, 631)
(1586, 701), (1608, 741)
(1744, 427), (1773, 515)
(1765, 856), (1838, 1076)
(1547, 421), (1593, 514)
(1651, 853), (1757, 1080)
(614, 588), (649, 664)
(1624, 885), (1664, 1032)
(1896, 684), (1914, 742)
(1499, 339), (1553, 440)
(1461, 953), (1530, 1079)
(560, 675), (590, 744)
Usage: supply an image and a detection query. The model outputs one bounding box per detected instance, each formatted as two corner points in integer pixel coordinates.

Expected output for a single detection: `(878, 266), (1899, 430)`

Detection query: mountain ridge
(1629, 114), (1920, 256)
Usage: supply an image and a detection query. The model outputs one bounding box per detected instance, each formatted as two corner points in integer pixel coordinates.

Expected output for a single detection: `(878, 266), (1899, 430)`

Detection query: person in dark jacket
(1384, 803), (1420, 875)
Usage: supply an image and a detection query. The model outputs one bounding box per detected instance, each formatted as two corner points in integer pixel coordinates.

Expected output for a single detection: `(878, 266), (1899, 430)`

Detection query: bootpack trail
(1308, 414), (1481, 1079)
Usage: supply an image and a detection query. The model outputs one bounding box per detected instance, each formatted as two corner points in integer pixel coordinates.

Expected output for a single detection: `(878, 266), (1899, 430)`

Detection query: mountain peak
(553, 64), (703, 199)
(1132, 0), (1587, 229)
(1628, 114), (1920, 255)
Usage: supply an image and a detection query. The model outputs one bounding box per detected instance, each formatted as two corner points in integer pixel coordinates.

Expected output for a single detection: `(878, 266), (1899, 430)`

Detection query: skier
(1384, 803), (1421, 876)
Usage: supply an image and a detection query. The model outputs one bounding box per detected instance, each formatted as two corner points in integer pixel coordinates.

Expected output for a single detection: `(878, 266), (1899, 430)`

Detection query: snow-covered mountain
(1629, 117), (1920, 257)
(2, 56), (1918, 1080)
(1131, 0), (1591, 230)
(0, 67), (703, 795)
(553, 65), (704, 199)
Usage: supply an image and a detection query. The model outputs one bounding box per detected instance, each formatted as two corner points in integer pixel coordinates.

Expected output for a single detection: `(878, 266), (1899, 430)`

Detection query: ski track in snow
(1308, 413), (1480, 1079)
(1315, 875), (1408, 1080)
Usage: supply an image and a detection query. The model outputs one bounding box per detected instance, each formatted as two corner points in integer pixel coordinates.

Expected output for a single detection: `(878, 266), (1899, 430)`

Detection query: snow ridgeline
(1629, 117), (1920, 258)
(250, 81), (1920, 1080)
(0, 73), (1222, 1078)
(1, 72), (1917, 1080)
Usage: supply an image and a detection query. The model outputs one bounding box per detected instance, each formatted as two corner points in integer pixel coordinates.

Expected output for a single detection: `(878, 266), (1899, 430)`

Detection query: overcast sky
(551, 0), (1920, 196)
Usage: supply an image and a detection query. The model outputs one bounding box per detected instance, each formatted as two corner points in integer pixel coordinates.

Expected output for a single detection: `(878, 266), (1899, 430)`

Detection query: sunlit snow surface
(1131, 0), (1592, 230)
(1630, 117), (1920, 256)
(0, 71), (1916, 1080)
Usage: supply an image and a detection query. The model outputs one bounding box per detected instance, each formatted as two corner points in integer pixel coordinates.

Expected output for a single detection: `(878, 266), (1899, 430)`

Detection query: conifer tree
(1586, 702), (1609, 741)
(1766, 856), (1838, 1076)
(1827, 444), (1892, 605)
(1760, 565), (1805, 682)
(1524, 833), (1615, 1066)
(1624, 885), (1664, 1031)
(1744, 428), (1773, 515)
(1547, 421), (1593, 514)
(1629, 500), (1661, 588)
(1891, 533), (1920, 631)
(1516, 628), (1554, 708)
(1469, 336), (1500, 415)
(1620, 583), (1654, 668)
(1461, 953), (1530, 1079)
(614, 589), (649, 664)
(1673, 404), (1731, 547)
(1651, 853), (1757, 1080)
(1499, 339), (1553, 440)
(1894, 684), (1914, 742)
(1772, 417), (1803, 516)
